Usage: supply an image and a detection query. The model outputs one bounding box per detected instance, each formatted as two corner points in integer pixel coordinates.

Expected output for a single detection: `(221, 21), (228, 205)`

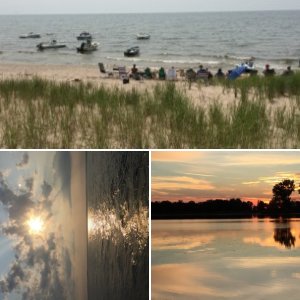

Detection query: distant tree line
(152, 179), (300, 219)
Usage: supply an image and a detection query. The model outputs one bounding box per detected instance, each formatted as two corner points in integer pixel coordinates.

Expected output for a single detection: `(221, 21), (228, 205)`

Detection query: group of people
(263, 64), (294, 77)
(129, 64), (177, 81)
(127, 62), (296, 83)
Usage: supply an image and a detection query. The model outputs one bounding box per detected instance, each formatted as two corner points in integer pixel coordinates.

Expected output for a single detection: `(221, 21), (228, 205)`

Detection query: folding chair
(98, 62), (114, 77)
(118, 66), (129, 83)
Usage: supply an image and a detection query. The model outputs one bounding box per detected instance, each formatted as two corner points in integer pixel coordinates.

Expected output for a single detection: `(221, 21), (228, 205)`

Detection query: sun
(27, 216), (44, 234)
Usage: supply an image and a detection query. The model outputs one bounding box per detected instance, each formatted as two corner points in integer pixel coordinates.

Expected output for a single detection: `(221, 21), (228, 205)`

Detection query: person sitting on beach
(144, 67), (152, 79)
(282, 66), (294, 76)
(158, 67), (166, 80)
(166, 66), (177, 80)
(196, 65), (212, 80)
(263, 64), (275, 76)
(186, 68), (196, 81)
(130, 64), (140, 80)
(196, 65), (206, 76)
(215, 68), (225, 79)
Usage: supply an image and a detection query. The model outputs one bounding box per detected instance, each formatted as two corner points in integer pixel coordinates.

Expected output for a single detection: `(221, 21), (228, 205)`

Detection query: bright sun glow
(27, 216), (44, 234)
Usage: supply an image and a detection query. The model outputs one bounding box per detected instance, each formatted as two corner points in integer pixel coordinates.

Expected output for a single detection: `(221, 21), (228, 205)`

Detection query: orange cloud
(219, 154), (300, 167)
(152, 176), (215, 191)
(152, 151), (203, 162)
(242, 181), (260, 185)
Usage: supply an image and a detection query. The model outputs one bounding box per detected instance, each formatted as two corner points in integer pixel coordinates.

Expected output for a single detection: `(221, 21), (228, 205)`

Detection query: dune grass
(0, 75), (299, 148)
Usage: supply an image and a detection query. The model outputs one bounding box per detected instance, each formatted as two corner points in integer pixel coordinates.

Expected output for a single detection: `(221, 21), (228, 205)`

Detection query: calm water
(0, 11), (300, 71)
(87, 152), (149, 300)
(152, 219), (300, 300)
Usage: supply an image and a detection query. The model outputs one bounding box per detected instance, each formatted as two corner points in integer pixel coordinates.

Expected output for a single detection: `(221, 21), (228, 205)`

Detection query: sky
(0, 152), (86, 300)
(152, 151), (300, 204)
(0, 0), (300, 14)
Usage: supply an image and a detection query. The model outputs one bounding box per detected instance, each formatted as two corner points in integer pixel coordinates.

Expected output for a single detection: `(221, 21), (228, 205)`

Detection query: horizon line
(0, 9), (299, 16)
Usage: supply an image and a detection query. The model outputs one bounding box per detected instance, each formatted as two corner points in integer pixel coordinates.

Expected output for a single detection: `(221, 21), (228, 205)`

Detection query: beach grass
(0, 74), (299, 148)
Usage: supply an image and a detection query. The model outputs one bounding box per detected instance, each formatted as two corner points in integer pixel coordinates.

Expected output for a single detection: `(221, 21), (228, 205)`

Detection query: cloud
(16, 153), (29, 168)
(152, 152), (204, 162)
(242, 181), (260, 185)
(152, 176), (215, 191)
(0, 172), (74, 300)
(25, 177), (34, 192)
(52, 152), (71, 207)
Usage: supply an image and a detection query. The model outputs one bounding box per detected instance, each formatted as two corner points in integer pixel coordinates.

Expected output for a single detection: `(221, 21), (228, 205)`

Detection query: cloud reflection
(152, 263), (234, 300)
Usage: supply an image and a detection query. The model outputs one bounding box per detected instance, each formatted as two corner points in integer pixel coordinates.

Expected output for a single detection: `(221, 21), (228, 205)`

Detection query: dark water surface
(87, 152), (149, 300)
(152, 218), (300, 300)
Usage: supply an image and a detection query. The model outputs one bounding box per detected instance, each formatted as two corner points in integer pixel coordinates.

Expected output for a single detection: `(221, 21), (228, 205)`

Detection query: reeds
(0, 75), (299, 148)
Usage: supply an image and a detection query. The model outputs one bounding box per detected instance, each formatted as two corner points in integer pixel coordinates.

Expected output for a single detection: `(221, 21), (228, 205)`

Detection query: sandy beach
(0, 62), (294, 110)
(0, 62), (299, 149)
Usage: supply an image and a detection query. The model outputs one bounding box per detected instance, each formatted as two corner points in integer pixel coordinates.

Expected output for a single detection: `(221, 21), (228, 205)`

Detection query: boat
(77, 31), (92, 40)
(19, 32), (41, 39)
(37, 40), (66, 50)
(77, 41), (99, 53)
(136, 33), (150, 40)
(124, 46), (140, 57)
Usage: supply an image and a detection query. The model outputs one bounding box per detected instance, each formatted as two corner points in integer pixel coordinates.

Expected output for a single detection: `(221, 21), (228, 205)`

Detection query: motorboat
(19, 32), (41, 39)
(136, 33), (150, 40)
(124, 46), (140, 57)
(77, 31), (92, 40)
(77, 41), (99, 53)
(37, 40), (66, 50)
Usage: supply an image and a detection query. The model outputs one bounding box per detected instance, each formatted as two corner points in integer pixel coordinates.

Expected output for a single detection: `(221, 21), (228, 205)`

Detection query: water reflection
(88, 204), (148, 264)
(273, 219), (296, 249)
(152, 219), (300, 300)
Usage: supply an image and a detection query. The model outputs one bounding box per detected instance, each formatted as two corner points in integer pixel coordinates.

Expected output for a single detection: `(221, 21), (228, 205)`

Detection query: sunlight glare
(27, 216), (44, 234)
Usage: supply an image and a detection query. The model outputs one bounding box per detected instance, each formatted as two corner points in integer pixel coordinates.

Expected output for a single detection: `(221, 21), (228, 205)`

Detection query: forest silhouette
(152, 179), (300, 219)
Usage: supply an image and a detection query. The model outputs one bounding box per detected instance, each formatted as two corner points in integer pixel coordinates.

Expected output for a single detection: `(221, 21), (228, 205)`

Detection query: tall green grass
(0, 75), (299, 148)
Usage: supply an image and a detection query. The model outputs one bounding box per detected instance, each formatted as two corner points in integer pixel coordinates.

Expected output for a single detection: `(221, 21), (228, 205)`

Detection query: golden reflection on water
(88, 203), (148, 263)
(152, 220), (300, 300)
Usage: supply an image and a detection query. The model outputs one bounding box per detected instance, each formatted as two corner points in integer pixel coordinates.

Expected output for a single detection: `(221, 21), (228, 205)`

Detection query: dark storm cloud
(16, 153), (29, 168)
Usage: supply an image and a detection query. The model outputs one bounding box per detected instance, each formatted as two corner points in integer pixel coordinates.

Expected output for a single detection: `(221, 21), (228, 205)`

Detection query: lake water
(0, 11), (300, 71)
(87, 152), (149, 300)
(152, 219), (300, 300)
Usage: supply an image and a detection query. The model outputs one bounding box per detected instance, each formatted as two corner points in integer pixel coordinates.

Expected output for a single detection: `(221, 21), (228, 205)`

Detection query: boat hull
(124, 47), (140, 57)
(137, 35), (150, 40)
(20, 34), (41, 39)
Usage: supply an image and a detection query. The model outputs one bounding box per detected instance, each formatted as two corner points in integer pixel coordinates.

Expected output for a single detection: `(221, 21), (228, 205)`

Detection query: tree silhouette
(269, 179), (295, 213)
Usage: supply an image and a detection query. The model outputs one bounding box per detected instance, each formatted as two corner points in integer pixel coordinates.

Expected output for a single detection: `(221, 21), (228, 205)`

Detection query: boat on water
(19, 32), (41, 39)
(77, 41), (99, 53)
(136, 33), (150, 40)
(37, 40), (66, 50)
(124, 46), (140, 57)
(77, 31), (92, 40)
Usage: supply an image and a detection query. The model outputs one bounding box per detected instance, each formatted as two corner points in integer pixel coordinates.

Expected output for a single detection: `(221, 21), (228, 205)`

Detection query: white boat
(37, 40), (66, 50)
(19, 32), (41, 39)
(136, 33), (150, 40)
(77, 31), (92, 40)
(77, 41), (99, 53)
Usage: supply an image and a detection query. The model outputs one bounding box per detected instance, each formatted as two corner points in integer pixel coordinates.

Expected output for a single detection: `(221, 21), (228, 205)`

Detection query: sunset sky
(152, 151), (300, 204)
